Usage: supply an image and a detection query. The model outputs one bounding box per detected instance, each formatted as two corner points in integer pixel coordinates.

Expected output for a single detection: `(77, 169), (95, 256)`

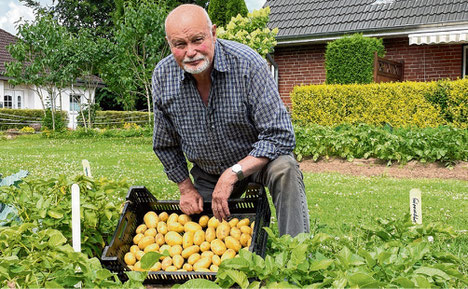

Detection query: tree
(101, 0), (168, 123)
(217, 7), (278, 58)
(208, 0), (248, 26)
(6, 13), (75, 131)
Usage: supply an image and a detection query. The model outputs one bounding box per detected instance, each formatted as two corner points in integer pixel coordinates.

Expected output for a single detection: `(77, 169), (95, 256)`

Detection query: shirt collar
(178, 39), (230, 82)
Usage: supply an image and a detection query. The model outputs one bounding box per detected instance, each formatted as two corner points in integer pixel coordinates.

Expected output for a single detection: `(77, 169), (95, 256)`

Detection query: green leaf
(47, 209), (63, 219)
(95, 269), (113, 280)
(392, 277), (415, 288)
(45, 280), (63, 288)
(309, 259), (333, 271)
(125, 271), (147, 282)
(224, 269), (249, 289)
(48, 231), (67, 247)
(414, 267), (450, 280)
(177, 279), (221, 289)
(140, 252), (164, 269)
(348, 272), (379, 288)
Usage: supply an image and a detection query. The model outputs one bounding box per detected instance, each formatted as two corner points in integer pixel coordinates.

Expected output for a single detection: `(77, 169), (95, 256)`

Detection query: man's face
(166, 12), (216, 75)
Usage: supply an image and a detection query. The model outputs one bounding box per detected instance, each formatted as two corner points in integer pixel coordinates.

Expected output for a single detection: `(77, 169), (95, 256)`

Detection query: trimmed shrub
(81, 110), (153, 129)
(0, 109), (66, 130)
(325, 33), (385, 84)
(42, 109), (68, 131)
(291, 79), (468, 128)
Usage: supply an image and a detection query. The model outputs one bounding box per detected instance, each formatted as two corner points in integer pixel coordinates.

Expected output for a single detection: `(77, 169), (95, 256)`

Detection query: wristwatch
(231, 164), (244, 181)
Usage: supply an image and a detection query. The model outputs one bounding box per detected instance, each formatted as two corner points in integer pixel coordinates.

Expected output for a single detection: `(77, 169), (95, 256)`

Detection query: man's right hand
(178, 178), (204, 215)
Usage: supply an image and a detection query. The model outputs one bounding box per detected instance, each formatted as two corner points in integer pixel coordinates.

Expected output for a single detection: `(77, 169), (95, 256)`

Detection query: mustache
(183, 56), (206, 63)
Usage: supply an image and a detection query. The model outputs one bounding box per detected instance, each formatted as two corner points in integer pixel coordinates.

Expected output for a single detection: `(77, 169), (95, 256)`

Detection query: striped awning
(409, 29), (468, 45)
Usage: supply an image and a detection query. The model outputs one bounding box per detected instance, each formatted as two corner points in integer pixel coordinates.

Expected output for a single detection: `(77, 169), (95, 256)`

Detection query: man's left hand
(211, 169), (237, 221)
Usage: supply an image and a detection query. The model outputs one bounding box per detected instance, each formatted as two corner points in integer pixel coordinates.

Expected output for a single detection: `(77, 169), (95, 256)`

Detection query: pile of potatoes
(124, 211), (254, 272)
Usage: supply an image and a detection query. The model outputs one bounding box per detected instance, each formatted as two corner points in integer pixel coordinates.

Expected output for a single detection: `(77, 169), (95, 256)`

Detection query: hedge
(0, 109), (67, 130)
(291, 78), (468, 128)
(81, 110), (153, 129)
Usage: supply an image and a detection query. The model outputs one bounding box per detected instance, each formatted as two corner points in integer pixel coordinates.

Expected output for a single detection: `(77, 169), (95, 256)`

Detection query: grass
(1, 134), (467, 271)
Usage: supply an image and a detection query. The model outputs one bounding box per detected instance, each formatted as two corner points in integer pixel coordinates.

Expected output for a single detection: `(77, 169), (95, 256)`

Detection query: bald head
(165, 4), (212, 37)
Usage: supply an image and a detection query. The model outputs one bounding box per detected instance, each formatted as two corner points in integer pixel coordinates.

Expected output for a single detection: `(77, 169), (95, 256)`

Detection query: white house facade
(0, 28), (98, 129)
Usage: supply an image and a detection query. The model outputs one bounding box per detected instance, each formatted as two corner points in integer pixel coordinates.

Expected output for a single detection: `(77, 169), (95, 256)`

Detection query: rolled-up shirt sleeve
(152, 73), (189, 183)
(247, 62), (296, 160)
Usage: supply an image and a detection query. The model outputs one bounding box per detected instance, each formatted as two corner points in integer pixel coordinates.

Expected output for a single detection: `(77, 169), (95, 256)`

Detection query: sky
(0, 0), (267, 35)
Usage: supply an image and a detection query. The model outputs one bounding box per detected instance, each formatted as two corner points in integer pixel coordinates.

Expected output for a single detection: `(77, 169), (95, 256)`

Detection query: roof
(0, 28), (17, 77)
(265, 0), (468, 44)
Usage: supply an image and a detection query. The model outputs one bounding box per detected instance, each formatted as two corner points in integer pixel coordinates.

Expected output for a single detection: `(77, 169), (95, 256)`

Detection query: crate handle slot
(118, 216), (129, 241)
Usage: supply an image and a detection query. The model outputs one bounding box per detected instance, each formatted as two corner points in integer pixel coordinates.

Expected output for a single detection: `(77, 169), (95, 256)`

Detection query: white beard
(183, 55), (210, 74)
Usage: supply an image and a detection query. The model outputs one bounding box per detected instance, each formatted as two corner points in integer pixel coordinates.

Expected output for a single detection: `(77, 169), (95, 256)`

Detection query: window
(4, 95), (12, 109)
(70, 95), (81, 111)
(17, 95), (22, 109)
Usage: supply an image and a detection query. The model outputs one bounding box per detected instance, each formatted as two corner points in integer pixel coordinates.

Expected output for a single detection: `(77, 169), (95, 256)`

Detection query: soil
(299, 157), (468, 181)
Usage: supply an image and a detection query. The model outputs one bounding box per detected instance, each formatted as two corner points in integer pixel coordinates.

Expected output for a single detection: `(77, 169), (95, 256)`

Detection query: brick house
(265, 0), (468, 106)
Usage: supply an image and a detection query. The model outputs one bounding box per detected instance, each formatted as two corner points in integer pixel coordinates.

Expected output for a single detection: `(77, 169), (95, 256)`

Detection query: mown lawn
(1, 134), (467, 271)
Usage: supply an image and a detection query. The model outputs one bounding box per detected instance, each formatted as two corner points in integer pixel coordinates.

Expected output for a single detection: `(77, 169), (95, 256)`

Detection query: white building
(0, 28), (99, 129)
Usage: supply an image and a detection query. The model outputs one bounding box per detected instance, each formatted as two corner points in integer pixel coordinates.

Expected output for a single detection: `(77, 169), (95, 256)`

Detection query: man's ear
(211, 25), (217, 42)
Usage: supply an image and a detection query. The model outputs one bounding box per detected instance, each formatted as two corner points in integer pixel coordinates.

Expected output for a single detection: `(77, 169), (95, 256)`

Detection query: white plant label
(82, 159), (92, 177)
(410, 188), (422, 224)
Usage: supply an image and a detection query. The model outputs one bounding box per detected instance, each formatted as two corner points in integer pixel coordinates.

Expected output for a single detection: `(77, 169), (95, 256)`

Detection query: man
(152, 4), (309, 236)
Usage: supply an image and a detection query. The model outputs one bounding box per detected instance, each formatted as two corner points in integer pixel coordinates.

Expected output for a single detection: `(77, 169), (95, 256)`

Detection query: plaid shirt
(152, 39), (295, 183)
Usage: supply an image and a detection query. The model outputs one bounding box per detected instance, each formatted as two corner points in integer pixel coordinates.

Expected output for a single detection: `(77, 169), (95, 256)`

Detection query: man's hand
(211, 169), (237, 221)
(178, 178), (203, 215)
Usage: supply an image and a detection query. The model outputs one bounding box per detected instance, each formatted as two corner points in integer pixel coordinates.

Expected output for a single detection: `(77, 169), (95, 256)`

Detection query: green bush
(42, 108), (68, 131)
(291, 79), (468, 128)
(325, 33), (385, 84)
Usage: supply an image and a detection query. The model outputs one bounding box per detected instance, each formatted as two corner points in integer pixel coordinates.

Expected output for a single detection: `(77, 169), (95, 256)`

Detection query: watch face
(232, 164), (242, 172)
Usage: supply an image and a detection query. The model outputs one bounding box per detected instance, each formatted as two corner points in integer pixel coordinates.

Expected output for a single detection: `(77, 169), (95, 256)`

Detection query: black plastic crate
(101, 183), (271, 285)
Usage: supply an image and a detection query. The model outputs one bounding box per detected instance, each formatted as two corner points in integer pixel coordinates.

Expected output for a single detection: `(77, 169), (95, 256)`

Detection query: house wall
(273, 37), (464, 106)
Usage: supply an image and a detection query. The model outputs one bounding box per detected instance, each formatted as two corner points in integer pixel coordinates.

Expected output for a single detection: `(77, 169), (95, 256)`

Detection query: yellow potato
(230, 227), (241, 240)
(240, 225), (252, 235)
(198, 215), (209, 228)
(221, 248), (236, 261)
(201, 251), (214, 259)
(135, 224), (147, 234)
(187, 253), (201, 265)
(205, 227), (216, 242)
(155, 233), (165, 246)
(193, 230), (205, 245)
(178, 214), (191, 225)
(159, 244), (171, 256)
(184, 221), (202, 233)
(133, 261), (142, 271)
(165, 231), (183, 246)
(144, 228), (157, 237)
(193, 257), (211, 271)
(168, 222), (184, 233)
(200, 241), (211, 252)
(181, 245), (200, 259)
(167, 213), (179, 224)
(212, 254), (221, 266)
(208, 217), (220, 228)
(183, 263), (193, 271)
(157, 221), (168, 235)
(135, 250), (145, 261)
(173, 254), (184, 269)
(236, 218), (250, 228)
(225, 236), (242, 252)
(138, 235), (155, 250)
(159, 212), (169, 222)
(165, 265), (177, 272)
(169, 245), (183, 257)
(210, 239), (226, 256)
(144, 211), (159, 228)
(144, 243), (160, 253)
(183, 231), (194, 249)
(133, 233), (144, 245)
(161, 256), (173, 270)
(124, 252), (136, 265)
(150, 261), (162, 271)
(228, 218), (239, 228)
(130, 245), (140, 255)
(216, 221), (230, 240)
(240, 233), (251, 247)
(210, 264), (219, 272)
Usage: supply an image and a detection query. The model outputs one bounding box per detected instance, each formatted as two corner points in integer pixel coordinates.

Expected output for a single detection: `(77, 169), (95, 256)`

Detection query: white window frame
(463, 45), (467, 78)
(70, 94), (82, 112)
(4, 94), (13, 109)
